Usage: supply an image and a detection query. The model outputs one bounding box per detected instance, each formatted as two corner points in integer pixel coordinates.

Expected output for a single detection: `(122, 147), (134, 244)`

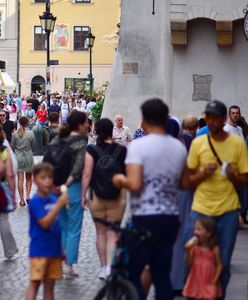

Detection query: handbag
(0, 182), (14, 213)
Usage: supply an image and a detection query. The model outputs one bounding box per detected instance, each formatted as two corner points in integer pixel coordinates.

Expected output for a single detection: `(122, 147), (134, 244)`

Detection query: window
(0, 61), (6, 71)
(34, 0), (46, 3)
(74, 26), (90, 51)
(34, 26), (46, 50)
(75, 0), (91, 2)
(65, 78), (90, 93)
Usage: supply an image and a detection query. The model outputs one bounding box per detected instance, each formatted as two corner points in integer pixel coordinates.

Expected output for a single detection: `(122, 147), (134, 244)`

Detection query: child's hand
(58, 185), (69, 207)
(184, 236), (198, 250)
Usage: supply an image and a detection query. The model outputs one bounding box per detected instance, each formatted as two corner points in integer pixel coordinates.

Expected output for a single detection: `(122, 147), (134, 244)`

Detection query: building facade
(103, 0), (248, 131)
(19, 0), (120, 95)
(0, 0), (18, 92)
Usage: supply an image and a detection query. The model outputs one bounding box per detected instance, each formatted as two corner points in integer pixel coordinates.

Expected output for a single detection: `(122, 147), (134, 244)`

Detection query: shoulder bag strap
(207, 135), (222, 166)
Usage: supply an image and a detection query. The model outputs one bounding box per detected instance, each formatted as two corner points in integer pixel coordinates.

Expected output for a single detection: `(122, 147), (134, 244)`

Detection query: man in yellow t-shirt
(183, 100), (248, 299)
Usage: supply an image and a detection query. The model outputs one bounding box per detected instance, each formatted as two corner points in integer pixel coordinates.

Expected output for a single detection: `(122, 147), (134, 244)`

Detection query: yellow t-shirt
(187, 134), (248, 216)
(1, 148), (7, 162)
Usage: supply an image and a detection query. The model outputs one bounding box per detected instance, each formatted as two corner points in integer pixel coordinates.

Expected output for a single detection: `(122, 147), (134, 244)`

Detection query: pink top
(183, 245), (222, 299)
(22, 100), (27, 111)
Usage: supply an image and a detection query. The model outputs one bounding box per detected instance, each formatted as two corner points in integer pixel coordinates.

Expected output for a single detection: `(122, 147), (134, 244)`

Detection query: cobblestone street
(0, 158), (248, 299)
(0, 207), (103, 300)
(0, 156), (104, 300)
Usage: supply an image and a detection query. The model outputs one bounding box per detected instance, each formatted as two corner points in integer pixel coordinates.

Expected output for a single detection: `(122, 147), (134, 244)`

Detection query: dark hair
(0, 123), (5, 144)
(33, 163), (54, 178)
(237, 116), (248, 138)
(59, 110), (86, 137)
(196, 218), (218, 249)
(229, 105), (240, 114)
(18, 116), (29, 138)
(141, 98), (169, 127)
(49, 112), (60, 124)
(10, 101), (17, 112)
(95, 118), (113, 144)
(198, 118), (206, 129)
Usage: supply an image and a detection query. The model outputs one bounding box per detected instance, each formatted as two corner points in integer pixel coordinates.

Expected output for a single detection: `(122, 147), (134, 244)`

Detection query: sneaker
(98, 267), (106, 280)
(105, 266), (111, 277)
(63, 265), (79, 278)
(6, 249), (19, 260)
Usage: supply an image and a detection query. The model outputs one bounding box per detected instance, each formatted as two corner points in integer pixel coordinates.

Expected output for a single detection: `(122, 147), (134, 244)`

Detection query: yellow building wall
(20, 0), (119, 65)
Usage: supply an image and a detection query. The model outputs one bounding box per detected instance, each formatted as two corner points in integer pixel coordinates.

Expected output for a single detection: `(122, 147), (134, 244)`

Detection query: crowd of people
(0, 90), (248, 300)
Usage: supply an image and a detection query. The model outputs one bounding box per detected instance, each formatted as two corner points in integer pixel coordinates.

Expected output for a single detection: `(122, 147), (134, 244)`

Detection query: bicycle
(93, 218), (153, 300)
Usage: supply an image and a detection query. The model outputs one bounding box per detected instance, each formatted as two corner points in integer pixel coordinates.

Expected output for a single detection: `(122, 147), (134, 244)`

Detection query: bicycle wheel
(94, 278), (139, 300)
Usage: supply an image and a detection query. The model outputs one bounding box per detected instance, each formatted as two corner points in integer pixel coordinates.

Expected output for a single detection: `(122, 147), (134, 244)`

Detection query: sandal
(19, 202), (26, 207)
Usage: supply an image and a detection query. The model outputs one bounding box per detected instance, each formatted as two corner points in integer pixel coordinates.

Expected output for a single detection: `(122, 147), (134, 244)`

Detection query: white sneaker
(63, 264), (79, 278)
(98, 266), (106, 280)
(105, 266), (111, 277)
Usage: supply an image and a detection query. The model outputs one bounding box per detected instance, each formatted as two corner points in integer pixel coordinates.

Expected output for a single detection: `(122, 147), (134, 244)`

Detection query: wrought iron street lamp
(86, 30), (95, 96)
(39, 1), (56, 107)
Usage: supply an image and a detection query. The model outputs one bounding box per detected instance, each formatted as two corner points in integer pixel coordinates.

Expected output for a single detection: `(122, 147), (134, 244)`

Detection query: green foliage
(91, 99), (104, 120)
(91, 81), (108, 120)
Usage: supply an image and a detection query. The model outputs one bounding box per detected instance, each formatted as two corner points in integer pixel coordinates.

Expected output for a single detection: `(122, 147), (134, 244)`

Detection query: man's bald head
(182, 115), (199, 133)
(115, 114), (124, 129)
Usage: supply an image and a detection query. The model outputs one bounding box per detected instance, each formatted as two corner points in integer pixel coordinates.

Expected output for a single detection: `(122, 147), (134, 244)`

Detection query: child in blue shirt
(25, 163), (68, 300)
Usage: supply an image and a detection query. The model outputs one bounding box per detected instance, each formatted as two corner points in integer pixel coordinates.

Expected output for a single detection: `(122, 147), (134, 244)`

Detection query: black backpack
(43, 136), (81, 186)
(93, 145), (123, 199)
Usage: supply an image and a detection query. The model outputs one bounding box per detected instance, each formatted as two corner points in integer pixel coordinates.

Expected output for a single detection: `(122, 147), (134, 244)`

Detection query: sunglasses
(0, 114), (5, 117)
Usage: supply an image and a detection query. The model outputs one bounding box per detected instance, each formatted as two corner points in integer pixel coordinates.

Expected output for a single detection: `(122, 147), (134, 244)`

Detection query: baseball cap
(204, 100), (227, 117)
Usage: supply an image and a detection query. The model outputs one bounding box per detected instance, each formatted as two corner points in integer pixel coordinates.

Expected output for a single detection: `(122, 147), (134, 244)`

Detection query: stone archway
(31, 75), (45, 93)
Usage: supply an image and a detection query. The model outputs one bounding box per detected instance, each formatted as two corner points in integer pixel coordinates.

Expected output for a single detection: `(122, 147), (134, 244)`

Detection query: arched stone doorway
(31, 76), (45, 93)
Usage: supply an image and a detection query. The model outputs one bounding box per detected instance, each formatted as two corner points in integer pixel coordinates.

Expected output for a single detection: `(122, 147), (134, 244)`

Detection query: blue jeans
(183, 210), (239, 299)
(60, 182), (84, 265)
(128, 215), (180, 300)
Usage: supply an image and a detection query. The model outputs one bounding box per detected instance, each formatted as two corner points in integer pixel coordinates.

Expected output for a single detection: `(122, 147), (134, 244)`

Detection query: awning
(0, 71), (16, 90)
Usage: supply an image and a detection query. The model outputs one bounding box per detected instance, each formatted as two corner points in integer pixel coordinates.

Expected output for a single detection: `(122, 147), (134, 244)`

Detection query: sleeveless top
(183, 245), (222, 299)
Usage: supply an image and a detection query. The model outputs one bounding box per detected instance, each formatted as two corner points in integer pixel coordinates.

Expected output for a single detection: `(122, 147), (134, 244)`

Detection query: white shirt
(113, 126), (132, 147)
(224, 124), (244, 138)
(72, 106), (85, 112)
(8, 105), (18, 122)
(125, 134), (187, 216)
(86, 101), (96, 120)
(60, 102), (70, 123)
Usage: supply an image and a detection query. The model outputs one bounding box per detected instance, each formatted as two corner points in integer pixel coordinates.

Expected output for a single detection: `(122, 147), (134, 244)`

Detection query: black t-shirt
(2, 120), (15, 143)
(87, 142), (127, 175)
(27, 98), (40, 112)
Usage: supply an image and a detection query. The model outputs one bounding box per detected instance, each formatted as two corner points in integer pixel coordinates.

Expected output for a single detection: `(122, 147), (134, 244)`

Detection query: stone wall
(103, 0), (248, 130)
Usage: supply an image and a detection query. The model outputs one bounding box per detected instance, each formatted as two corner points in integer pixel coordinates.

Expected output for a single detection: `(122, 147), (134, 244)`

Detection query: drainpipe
(17, 0), (21, 95)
